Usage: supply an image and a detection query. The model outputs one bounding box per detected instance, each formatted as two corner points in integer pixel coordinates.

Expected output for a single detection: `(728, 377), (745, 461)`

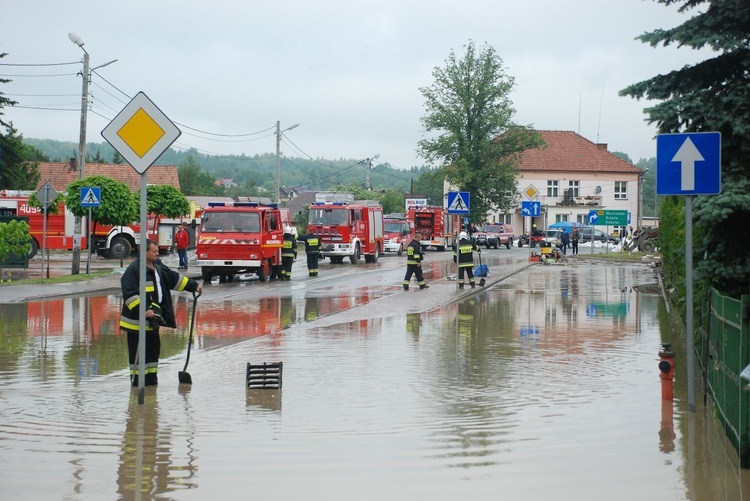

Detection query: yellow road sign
(523, 184), (539, 200)
(101, 92), (181, 174)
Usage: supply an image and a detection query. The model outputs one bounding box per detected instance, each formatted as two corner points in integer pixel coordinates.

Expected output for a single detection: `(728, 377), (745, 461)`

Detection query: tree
(146, 184), (190, 218)
(0, 125), (41, 190)
(65, 176), (138, 228)
(418, 40), (544, 223)
(178, 154), (222, 195)
(413, 168), (446, 207)
(0, 219), (32, 280)
(620, 0), (750, 297)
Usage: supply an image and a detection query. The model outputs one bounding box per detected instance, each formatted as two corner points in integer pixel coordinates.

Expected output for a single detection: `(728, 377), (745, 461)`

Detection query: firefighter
(120, 239), (202, 387)
(297, 233), (321, 276)
(403, 231), (429, 290)
(281, 226), (297, 280)
(454, 231), (479, 289)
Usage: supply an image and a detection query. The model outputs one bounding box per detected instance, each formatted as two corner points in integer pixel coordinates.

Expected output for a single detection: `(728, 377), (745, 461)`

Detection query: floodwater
(2, 262), (750, 500)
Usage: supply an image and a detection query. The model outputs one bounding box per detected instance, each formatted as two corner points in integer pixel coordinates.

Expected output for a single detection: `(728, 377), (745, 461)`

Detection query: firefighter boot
(420, 284), (430, 290)
(403, 284), (409, 291)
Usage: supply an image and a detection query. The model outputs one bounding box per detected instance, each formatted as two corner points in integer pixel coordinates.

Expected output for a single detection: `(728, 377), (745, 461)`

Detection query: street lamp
(638, 168), (649, 230)
(275, 121), (299, 203)
(365, 154), (380, 190)
(68, 33), (116, 274)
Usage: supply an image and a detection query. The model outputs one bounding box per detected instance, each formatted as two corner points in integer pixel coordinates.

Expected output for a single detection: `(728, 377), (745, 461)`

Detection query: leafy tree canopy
(146, 184), (190, 218)
(65, 175), (137, 227)
(620, 0), (750, 296)
(0, 219), (31, 272)
(418, 40), (544, 223)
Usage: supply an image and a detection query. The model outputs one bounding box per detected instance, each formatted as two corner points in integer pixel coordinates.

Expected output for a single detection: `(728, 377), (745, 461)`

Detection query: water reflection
(117, 388), (198, 499)
(3, 263), (750, 499)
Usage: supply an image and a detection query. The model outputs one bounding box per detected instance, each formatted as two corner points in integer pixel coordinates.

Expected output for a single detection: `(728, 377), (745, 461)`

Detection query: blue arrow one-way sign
(656, 132), (721, 196)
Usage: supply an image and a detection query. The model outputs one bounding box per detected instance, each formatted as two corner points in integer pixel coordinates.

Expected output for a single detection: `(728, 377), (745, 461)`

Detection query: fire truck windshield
(202, 212), (261, 233)
(309, 208), (348, 226)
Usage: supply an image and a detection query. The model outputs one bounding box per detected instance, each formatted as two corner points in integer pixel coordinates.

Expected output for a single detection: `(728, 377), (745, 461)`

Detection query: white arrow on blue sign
(587, 210), (599, 225)
(521, 200), (540, 217)
(656, 132), (721, 195)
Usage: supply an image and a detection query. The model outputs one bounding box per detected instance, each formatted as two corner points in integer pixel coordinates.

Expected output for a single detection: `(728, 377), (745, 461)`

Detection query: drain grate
(246, 362), (283, 389)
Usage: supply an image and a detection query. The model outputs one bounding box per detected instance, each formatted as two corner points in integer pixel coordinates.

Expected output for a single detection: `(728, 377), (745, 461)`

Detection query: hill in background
(24, 138), (429, 194)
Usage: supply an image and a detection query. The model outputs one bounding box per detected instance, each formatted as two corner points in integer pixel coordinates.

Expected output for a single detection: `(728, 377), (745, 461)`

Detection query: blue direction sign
(80, 187), (101, 207)
(521, 200), (541, 217)
(587, 210), (598, 225)
(656, 132), (721, 195)
(447, 191), (470, 214)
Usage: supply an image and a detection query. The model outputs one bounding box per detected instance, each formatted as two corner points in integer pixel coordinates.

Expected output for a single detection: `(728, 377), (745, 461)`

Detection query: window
(568, 180), (580, 197)
(576, 214), (587, 226)
(547, 180), (559, 197)
(614, 181), (628, 200)
(555, 214), (569, 223)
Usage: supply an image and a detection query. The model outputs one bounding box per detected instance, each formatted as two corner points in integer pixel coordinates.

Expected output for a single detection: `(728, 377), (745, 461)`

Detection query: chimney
(596, 143), (608, 151)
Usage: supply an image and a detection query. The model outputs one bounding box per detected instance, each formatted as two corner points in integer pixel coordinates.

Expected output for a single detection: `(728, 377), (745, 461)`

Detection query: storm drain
(246, 362), (283, 389)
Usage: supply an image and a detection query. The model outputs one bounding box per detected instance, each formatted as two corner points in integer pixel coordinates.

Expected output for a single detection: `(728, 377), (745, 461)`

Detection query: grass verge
(0, 270), (114, 286)
(575, 251), (658, 262)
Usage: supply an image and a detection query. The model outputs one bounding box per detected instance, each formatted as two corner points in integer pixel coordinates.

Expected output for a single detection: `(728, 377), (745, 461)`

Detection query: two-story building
(486, 130), (645, 236)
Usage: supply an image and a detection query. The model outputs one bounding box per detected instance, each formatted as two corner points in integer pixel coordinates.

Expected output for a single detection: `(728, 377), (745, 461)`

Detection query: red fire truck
(196, 202), (286, 282)
(0, 190), (87, 258)
(407, 206), (459, 251)
(307, 197), (384, 264)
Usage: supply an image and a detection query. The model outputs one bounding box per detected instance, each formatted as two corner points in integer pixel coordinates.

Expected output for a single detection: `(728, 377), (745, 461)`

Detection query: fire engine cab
(307, 199), (384, 264)
(407, 206), (458, 251)
(196, 202), (285, 282)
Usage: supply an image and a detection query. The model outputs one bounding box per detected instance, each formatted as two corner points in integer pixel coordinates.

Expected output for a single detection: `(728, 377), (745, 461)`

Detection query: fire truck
(196, 202), (286, 282)
(307, 196), (384, 264)
(407, 206), (459, 251)
(0, 190), (87, 258)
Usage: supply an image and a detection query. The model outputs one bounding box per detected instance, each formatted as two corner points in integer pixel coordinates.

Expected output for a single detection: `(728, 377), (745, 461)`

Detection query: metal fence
(698, 288), (750, 467)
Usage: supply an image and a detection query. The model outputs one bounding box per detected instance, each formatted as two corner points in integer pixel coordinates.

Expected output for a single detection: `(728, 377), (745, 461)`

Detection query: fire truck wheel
(365, 244), (380, 263)
(257, 261), (269, 282)
(27, 237), (39, 259)
(201, 269), (213, 282)
(350, 243), (360, 264)
(110, 236), (132, 260)
(397, 244), (403, 256)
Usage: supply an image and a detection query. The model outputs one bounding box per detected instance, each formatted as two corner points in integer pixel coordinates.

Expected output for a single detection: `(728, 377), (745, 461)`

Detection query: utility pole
(276, 121), (299, 203)
(70, 33), (89, 275)
(365, 154), (380, 191)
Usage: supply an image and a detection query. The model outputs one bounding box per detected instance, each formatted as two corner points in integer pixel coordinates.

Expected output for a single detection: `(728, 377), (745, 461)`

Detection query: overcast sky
(2, 0), (709, 170)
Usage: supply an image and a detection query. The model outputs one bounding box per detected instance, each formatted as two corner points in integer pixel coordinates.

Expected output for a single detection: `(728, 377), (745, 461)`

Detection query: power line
(0, 61), (79, 67)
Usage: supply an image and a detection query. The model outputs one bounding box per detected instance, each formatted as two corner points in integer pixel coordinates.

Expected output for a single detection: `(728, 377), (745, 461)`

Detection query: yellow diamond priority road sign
(101, 91), (181, 174)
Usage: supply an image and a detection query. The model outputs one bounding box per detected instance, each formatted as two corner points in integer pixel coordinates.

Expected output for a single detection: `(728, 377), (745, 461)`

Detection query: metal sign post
(656, 132), (721, 412)
(102, 91), (181, 404)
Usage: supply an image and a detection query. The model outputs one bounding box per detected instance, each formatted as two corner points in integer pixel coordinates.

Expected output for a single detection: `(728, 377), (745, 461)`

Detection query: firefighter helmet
(459, 231), (468, 240)
(284, 226), (293, 234)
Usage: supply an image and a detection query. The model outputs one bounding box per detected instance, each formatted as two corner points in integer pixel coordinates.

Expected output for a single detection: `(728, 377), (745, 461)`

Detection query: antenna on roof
(596, 82), (605, 143)
(577, 88), (581, 135)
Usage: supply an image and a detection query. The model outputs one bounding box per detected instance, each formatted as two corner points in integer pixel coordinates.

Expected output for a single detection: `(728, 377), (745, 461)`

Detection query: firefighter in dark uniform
(454, 231), (479, 289)
(120, 239), (202, 387)
(281, 226), (297, 280)
(403, 231), (429, 290)
(297, 233), (321, 276)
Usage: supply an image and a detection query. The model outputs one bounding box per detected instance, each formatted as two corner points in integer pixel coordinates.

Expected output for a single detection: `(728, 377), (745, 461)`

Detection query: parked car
(576, 227), (620, 244)
(472, 224), (514, 249)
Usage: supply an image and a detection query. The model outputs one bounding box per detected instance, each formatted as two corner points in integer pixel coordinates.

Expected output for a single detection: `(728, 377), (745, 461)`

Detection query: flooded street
(2, 254), (750, 500)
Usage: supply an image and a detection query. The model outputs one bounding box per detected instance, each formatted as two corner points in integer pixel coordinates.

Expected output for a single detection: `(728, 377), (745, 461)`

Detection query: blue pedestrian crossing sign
(81, 187), (101, 207)
(447, 191), (470, 214)
(521, 201), (541, 217)
(656, 132), (721, 195)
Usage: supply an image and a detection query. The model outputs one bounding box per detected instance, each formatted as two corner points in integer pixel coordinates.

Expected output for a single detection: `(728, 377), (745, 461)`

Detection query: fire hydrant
(658, 343), (676, 452)
(658, 343), (675, 400)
